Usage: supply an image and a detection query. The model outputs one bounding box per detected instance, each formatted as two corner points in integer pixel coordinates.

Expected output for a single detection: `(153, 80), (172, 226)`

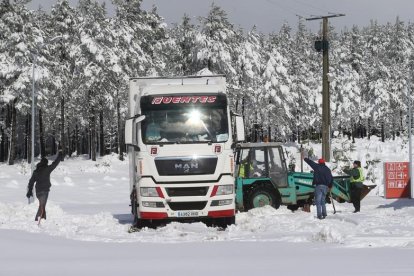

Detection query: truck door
(267, 147), (288, 187)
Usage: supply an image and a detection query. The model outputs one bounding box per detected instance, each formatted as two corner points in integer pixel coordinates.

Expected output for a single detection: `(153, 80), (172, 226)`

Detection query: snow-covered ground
(1, 138), (414, 275)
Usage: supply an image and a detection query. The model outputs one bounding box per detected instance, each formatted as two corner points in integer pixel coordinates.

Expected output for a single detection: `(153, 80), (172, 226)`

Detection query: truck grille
(165, 187), (209, 197)
(155, 156), (217, 176)
(168, 201), (207, 211)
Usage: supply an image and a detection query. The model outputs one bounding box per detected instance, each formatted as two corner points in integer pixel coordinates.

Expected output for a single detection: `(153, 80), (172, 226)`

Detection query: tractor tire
(245, 183), (281, 211)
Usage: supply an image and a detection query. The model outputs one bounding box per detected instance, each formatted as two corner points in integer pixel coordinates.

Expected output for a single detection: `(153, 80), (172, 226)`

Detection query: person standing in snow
(344, 160), (365, 213)
(26, 151), (63, 221)
(304, 157), (333, 219)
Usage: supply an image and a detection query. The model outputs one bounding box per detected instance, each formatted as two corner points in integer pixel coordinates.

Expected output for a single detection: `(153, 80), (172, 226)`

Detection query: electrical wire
(290, 0), (330, 15)
(265, 0), (306, 19)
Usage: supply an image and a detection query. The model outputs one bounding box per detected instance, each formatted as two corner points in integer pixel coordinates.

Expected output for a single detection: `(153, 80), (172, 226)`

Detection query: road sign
(384, 162), (410, 198)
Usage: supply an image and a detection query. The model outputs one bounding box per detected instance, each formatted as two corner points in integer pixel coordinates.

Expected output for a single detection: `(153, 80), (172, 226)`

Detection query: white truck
(125, 75), (245, 228)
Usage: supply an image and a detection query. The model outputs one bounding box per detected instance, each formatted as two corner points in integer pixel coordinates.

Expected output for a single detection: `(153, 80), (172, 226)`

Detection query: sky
(26, 0), (414, 33)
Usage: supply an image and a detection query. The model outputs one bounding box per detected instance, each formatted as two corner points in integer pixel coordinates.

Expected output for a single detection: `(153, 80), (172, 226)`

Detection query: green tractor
(234, 142), (376, 212)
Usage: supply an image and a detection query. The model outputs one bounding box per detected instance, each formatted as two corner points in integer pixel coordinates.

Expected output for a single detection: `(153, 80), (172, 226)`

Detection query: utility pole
(306, 14), (345, 162)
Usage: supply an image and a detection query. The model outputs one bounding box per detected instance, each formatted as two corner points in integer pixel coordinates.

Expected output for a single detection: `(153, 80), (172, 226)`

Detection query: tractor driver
(239, 151), (262, 178)
(239, 156), (253, 178)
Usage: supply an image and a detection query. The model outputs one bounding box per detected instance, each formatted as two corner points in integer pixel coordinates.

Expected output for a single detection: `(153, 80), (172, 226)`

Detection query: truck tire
(245, 183), (281, 211)
(205, 216), (235, 229)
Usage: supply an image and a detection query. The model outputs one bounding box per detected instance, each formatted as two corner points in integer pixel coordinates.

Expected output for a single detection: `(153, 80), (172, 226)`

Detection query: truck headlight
(211, 199), (233, 206)
(141, 187), (158, 197)
(142, 201), (165, 208)
(214, 185), (234, 196)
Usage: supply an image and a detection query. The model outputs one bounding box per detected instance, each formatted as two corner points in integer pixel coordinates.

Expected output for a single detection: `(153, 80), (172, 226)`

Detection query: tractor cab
(235, 142), (288, 187)
(235, 143), (289, 210)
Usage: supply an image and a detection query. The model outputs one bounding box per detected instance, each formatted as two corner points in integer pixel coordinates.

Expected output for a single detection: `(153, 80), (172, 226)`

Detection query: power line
(265, 0), (306, 19)
(290, 0), (330, 15)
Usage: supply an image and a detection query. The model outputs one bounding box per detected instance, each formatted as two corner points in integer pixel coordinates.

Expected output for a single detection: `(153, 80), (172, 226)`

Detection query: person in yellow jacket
(345, 160), (365, 213)
(239, 158), (254, 178)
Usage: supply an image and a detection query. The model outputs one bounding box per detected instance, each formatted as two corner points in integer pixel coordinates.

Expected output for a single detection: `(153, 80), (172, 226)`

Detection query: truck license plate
(177, 211), (199, 217)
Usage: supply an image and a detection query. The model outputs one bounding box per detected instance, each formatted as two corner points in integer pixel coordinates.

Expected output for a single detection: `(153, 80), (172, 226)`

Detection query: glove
(26, 190), (33, 198)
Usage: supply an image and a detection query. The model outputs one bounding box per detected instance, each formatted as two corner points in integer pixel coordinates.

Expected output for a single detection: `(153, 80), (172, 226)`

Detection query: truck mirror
(125, 118), (134, 145)
(235, 116), (245, 142)
(125, 115), (146, 146)
(135, 115), (146, 123)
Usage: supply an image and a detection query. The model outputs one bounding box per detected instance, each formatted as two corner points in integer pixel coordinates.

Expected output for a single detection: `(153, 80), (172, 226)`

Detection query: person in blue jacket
(304, 157), (333, 219)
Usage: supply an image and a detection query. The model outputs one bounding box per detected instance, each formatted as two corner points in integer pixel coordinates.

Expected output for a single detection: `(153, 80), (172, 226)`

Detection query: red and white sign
(384, 162), (410, 198)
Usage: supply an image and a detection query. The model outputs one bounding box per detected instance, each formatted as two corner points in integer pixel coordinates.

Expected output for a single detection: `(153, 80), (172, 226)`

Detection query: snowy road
(1, 228), (414, 276)
(1, 153), (414, 275)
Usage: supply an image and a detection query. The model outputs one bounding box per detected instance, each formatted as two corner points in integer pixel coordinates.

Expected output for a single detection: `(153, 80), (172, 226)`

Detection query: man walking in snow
(345, 160), (365, 213)
(304, 157), (333, 219)
(26, 150), (63, 221)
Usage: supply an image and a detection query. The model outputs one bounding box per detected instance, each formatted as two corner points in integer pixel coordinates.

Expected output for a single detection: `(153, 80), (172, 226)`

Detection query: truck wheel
(287, 205), (300, 212)
(246, 184), (281, 211)
(207, 216), (235, 229)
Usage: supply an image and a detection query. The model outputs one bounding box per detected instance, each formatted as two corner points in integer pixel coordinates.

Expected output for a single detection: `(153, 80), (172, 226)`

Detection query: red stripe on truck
(210, 185), (218, 197)
(140, 212), (168, 219)
(156, 187), (164, 198)
(208, 209), (235, 218)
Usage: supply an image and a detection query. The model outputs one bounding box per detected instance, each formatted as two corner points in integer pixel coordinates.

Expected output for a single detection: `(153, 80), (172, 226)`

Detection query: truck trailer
(125, 75), (244, 229)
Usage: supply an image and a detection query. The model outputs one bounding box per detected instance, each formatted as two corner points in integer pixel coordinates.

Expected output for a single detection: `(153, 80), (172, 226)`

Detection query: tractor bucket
(360, 184), (377, 201)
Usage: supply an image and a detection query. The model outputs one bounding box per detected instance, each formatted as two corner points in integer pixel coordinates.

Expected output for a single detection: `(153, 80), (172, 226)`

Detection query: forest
(1, 0), (413, 164)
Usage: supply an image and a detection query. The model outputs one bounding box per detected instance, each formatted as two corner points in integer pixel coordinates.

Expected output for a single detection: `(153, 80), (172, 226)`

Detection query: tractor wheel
(245, 183), (281, 211)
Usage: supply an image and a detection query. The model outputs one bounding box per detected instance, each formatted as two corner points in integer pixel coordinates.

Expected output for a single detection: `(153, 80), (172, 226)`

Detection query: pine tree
(196, 4), (239, 97)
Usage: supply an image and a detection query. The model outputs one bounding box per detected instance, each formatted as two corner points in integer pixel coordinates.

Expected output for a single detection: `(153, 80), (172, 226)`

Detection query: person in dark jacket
(344, 160), (365, 213)
(26, 151), (62, 221)
(304, 157), (333, 219)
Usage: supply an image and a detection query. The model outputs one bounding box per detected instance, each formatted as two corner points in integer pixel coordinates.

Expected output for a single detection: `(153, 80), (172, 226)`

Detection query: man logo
(175, 162), (198, 173)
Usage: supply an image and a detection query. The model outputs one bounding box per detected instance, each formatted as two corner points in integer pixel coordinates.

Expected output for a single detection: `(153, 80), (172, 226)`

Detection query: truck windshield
(141, 95), (229, 144)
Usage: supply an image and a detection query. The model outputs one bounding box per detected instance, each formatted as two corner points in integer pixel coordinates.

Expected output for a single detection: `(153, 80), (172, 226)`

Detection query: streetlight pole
(31, 54), (36, 173)
(31, 36), (62, 174)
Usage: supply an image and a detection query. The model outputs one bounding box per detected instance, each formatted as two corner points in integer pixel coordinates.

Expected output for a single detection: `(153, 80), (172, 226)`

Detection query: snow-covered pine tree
(0, 0), (43, 164)
(74, 0), (113, 161)
(330, 28), (363, 140)
(290, 19), (320, 142)
(195, 4), (240, 102)
(169, 14), (198, 75)
(261, 24), (294, 140)
(235, 27), (265, 138)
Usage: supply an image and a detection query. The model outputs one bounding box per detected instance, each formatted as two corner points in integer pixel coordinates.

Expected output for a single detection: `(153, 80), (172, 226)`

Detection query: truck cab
(125, 75), (244, 229)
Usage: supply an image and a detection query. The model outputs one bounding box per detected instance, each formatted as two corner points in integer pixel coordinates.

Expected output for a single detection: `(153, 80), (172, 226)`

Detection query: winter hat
(318, 158), (325, 164)
(353, 160), (361, 167)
